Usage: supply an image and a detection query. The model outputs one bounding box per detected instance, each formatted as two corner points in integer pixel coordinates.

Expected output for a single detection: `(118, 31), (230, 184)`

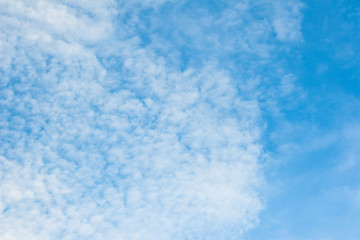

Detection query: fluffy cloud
(0, 0), (303, 239)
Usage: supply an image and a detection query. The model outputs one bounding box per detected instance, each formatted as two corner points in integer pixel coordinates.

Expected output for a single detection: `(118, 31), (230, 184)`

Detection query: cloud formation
(0, 0), (304, 239)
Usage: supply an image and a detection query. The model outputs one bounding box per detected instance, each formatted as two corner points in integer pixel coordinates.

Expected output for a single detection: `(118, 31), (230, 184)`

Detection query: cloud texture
(0, 0), (303, 239)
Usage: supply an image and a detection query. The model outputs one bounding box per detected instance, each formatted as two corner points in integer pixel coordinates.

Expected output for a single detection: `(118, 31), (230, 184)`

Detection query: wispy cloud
(271, 0), (304, 42)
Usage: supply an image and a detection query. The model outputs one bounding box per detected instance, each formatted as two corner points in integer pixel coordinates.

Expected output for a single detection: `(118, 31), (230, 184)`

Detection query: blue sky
(0, 0), (359, 239)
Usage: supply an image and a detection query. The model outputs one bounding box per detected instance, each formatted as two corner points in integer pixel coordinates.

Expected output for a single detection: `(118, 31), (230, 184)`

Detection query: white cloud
(279, 73), (297, 96)
(0, 0), (304, 239)
(271, 0), (304, 42)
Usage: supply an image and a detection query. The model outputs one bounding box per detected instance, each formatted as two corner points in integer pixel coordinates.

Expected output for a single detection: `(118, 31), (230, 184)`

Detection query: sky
(0, 0), (359, 240)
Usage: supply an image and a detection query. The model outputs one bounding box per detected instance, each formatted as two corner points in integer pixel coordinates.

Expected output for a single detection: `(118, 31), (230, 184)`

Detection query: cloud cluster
(0, 0), (303, 239)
